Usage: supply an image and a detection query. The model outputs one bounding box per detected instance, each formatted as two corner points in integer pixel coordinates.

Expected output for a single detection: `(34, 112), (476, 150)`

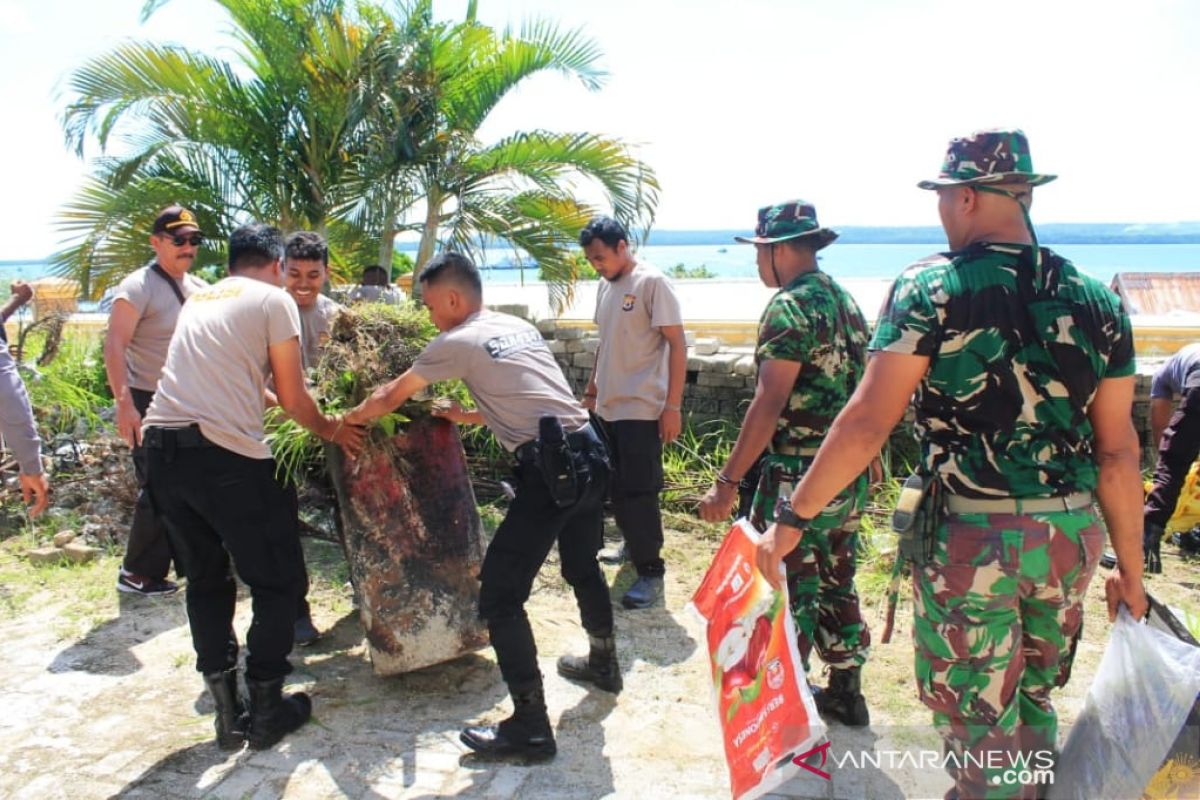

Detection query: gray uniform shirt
(1151, 343), (1200, 399)
(112, 264), (208, 391)
(0, 346), (42, 474)
(411, 310), (588, 451)
(593, 262), (683, 421)
(144, 276), (301, 459)
(298, 294), (343, 370)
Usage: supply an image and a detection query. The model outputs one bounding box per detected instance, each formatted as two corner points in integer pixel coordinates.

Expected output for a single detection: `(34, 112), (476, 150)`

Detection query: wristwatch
(774, 497), (813, 531)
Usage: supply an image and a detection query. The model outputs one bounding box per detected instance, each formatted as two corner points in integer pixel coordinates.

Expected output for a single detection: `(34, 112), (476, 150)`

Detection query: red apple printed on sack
(717, 592), (782, 700)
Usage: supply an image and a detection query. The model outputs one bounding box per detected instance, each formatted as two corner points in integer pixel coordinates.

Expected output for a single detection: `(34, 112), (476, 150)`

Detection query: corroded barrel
(326, 415), (488, 674)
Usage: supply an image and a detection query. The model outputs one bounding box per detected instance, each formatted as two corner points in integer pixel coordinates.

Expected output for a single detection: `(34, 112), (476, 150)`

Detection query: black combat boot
(815, 666), (870, 727)
(202, 668), (248, 751)
(556, 632), (622, 693)
(460, 683), (556, 761)
(245, 676), (312, 750)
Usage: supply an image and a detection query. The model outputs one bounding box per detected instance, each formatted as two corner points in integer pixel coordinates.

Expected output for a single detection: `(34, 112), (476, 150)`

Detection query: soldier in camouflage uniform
(755, 130), (1149, 799)
(699, 200), (873, 726)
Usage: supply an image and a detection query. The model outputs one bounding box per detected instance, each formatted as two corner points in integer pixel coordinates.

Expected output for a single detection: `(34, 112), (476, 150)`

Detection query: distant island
(643, 222), (1200, 246)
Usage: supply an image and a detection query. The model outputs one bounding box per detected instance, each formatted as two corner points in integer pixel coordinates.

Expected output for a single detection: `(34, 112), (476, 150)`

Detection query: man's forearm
(1096, 448), (1145, 579)
(665, 339), (686, 408)
(103, 339), (132, 405)
(722, 393), (783, 483)
(281, 392), (335, 440)
(0, 297), (23, 323)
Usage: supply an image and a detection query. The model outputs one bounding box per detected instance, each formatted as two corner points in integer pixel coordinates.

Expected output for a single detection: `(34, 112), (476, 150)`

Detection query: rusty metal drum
(326, 415), (489, 674)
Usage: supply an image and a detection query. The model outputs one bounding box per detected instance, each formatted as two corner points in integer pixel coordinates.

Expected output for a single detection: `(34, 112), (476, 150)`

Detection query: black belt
(514, 424), (596, 464)
(143, 424), (213, 449)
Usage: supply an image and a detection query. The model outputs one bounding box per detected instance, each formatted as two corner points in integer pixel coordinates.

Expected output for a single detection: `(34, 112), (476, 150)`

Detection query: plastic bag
(689, 519), (825, 800)
(1049, 602), (1200, 800)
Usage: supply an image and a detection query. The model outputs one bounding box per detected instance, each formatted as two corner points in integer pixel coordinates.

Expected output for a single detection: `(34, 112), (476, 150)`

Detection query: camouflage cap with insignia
(917, 129), (1056, 190)
(734, 200), (838, 250)
(152, 204), (203, 235)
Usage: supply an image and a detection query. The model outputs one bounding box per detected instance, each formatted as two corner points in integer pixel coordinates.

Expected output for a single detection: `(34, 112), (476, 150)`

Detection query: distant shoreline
(4, 222), (1200, 264)
(642, 223), (1200, 246)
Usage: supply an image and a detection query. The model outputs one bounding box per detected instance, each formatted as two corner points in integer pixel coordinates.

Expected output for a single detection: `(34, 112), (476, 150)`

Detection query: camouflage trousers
(912, 509), (1103, 800)
(750, 453), (870, 673)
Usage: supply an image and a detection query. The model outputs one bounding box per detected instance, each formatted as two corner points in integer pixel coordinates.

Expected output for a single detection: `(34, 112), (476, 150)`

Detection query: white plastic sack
(1048, 607), (1200, 800)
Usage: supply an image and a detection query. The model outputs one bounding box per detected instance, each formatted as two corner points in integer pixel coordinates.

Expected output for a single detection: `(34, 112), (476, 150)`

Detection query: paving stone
(25, 547), (64, 565)
(733, 355), (757, 376)
(62, 541), (101, 563)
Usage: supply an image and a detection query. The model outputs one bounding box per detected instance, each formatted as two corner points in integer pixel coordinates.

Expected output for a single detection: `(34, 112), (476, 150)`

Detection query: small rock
(27, 547), (64, 565)
(693, 338), (720, 355)
(52, 530), (76, 547)
(61, 542), (101, 564)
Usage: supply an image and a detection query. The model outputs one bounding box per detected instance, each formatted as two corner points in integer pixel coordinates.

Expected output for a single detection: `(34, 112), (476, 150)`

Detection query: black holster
(892, 472), (942, 567)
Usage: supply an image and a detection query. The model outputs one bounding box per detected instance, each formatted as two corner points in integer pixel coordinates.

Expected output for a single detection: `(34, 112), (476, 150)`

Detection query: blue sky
(1, 0), (1197, 260)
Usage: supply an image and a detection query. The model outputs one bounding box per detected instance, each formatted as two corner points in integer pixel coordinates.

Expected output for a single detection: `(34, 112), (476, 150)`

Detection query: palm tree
(56, 0), (406, 294)
(395, 3), (659, 308)
(55, 0), (659, 309)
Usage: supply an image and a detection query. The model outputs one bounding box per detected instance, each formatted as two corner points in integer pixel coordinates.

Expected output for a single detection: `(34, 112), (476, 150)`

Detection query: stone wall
(527, 315), (1163, 468)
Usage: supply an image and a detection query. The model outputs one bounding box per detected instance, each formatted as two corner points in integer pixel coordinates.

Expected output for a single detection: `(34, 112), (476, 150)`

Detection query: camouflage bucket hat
(733, 200), (839, 250)
(917, 129), (1056, 189)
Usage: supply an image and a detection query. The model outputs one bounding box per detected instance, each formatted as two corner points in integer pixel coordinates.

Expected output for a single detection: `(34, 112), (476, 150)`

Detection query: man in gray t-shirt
(143, 223), (362, 752)
(1144, 342), (1200, 571)
(346, 251), (617, 763)
(580, 216), (686, 611)
(104, 204), (208, 597)
(347, 265), (402, 305)
(283, 231), (344, 371)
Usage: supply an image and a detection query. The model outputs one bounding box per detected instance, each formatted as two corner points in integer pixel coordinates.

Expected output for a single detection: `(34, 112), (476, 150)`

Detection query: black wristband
(774, 497), (812, 530)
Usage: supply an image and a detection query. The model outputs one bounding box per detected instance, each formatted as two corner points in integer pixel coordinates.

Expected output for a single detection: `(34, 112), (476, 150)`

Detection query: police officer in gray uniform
(346, 251), (618, 761)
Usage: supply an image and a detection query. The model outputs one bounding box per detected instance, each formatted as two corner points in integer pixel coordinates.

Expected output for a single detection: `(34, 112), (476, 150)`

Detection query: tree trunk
(377, 225), (395, 277)
(412, 194), (442, 302)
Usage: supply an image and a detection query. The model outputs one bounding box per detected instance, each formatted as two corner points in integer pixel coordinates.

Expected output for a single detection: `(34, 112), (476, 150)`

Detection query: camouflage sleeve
(755, 292), (811, 363)
(869, 270), (939, 356)
(1104, 301), (1135, 379)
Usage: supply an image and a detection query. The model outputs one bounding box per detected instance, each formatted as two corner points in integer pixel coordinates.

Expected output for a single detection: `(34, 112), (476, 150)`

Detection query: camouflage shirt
(871, 242), (1135, 498)
(756, 270), (869, 453)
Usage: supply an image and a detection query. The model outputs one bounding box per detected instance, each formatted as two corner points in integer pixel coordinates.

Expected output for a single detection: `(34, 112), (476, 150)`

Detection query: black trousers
(123, 388), (173, 579)
(594, 416), (665, 577)
(145, 428), (303, 681)
(479, 427), (613, 691)
(1146, 387), (1200, 528)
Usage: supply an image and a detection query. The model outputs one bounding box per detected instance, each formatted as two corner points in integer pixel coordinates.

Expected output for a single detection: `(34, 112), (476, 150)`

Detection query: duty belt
(514, 423), (596, 464)
(142, 424), (213, 449)
(770, 444), (820, 457)
(944, 491), (1094, 515)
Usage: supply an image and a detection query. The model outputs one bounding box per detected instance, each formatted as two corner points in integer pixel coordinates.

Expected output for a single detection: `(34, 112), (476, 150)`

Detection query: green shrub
(667, 263), (716, 279)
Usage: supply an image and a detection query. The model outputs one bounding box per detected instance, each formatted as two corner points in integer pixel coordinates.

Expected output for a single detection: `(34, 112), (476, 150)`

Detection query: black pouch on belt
(893, 472), (939, 567)
(536, 416), (580, 508)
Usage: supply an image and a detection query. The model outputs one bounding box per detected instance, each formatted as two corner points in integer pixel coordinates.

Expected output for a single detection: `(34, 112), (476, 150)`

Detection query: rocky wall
(523, 315), (1163, 469)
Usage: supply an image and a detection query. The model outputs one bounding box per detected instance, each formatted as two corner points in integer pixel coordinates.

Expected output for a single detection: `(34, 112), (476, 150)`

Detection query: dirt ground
(1, 514), (1198, 800)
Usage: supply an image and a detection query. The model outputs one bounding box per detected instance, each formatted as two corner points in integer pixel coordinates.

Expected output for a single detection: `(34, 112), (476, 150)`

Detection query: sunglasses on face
(161, 233), (203, 247)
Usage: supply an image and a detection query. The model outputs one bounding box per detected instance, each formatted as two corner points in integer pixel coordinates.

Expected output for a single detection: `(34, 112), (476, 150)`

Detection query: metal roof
(1111, 272), (1200, 315)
